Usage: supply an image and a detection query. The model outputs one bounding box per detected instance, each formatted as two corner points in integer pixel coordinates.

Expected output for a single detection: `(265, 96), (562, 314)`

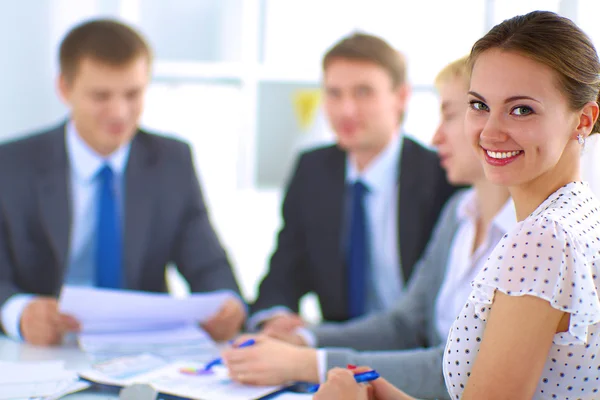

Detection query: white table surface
(0, 336), (312, 399)
(0, 335), (114, 399)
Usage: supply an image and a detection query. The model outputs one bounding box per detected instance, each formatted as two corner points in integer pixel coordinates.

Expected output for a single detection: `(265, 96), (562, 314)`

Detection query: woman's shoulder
(473, 184), (600, 346)
(477, 182), (600, 298)
(533, 181), (599, 224)
(511, 182), (600, 250)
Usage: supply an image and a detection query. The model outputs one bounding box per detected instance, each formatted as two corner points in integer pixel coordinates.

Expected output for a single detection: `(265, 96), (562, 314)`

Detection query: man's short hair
(323, 32), (406, 88)
(59, 18), (152, 82)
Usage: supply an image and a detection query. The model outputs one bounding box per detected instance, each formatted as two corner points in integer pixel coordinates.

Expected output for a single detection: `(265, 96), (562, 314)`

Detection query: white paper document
(0, 360), (88, 399)
(78, 324), (220, 362)
(79, 354), (285, 400)
(59, 286), (235, 333)
(269, 394), (313, 400)
(31, 381), (91, 400)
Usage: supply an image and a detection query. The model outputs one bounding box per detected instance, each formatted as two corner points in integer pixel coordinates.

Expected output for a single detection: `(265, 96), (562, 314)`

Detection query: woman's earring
(577, 134), (586, 146)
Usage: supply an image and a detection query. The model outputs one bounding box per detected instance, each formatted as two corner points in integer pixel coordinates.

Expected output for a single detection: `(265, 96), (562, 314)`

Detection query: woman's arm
(462, 292), (565, 400)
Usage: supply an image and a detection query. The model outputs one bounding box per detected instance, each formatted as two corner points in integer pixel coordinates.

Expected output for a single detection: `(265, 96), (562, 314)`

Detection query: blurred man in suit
(248, 33), (458, 332)
(0, 19), (245, 346)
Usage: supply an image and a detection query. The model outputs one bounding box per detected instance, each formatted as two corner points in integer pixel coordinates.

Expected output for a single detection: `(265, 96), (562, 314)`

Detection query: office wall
(0, 1), (65, 141)
(137, 0), (242, 62)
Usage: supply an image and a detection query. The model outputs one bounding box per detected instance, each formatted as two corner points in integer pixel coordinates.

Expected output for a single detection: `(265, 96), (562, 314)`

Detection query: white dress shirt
(345, 134), (404, 312)
(434, 190), (515, 339)
(0, 122), (131, 340)
(247, 134), (404, 329)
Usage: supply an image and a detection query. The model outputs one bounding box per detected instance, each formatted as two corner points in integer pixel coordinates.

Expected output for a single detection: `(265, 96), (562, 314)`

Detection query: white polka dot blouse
(444, 182), (600, 399)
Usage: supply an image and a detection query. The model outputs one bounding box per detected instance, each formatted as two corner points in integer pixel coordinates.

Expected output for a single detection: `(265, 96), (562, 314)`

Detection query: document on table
(59, 286), (236, 333)
(79, 353), (285, 400)
(78, 324), (220, 362)
(31, 381), (91, 400)
(0, 360), (89, 400)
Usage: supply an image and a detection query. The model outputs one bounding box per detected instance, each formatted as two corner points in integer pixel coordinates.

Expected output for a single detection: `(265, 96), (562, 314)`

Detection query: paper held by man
(58, 286), (236, 333)
(58, 286), (235, 361)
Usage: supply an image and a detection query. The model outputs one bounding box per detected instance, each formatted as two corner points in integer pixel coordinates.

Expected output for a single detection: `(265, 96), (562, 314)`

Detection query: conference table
(0, 336), (311, 399)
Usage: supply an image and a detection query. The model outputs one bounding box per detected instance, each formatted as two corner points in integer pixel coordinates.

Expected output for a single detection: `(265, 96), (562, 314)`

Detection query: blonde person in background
(314, 10), (600, 400)
(222, 57), (514, 400)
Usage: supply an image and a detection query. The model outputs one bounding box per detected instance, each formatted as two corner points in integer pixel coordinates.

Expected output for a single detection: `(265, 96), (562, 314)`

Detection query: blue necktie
(95, 164), (123, 288)
(347, 180), (369, 318)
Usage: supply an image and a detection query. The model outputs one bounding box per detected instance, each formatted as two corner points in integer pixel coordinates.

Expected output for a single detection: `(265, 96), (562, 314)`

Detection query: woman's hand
(314, 366), (415, 400)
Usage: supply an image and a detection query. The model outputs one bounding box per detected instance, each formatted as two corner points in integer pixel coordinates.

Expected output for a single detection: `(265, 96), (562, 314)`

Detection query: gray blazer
(311, 190), (466, 400)
(0, 123), (241, 332)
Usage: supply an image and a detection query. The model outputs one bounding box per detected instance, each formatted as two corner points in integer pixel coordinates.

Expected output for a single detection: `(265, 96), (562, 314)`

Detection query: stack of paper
(78, 324), (219, 362)
(0, 361), (89, 399)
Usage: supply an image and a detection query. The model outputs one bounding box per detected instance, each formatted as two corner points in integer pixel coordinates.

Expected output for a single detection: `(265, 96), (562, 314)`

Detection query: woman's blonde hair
(434, 56), (470, 90)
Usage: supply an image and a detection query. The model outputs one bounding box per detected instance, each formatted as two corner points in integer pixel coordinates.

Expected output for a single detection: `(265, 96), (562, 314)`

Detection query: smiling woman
(445, 11), (600, 400)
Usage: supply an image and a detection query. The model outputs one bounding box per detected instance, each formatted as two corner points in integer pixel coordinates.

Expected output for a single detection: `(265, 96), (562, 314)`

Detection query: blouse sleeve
(470, 216), (600, 345)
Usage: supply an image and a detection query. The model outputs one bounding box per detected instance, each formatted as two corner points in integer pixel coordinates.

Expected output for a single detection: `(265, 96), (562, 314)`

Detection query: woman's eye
(469, 101), (489, 111)
(512, 106), (533, 116)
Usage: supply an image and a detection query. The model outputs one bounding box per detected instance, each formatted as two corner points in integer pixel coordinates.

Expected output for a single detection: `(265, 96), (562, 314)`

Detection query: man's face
(59, 56), (150, 156)
(323, 58), (409, 154)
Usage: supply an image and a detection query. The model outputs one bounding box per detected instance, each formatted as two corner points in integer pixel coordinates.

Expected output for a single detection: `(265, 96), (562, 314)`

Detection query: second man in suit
(0, 19), (246, 346)
(249, 33), (458, 330)
(224, 56), (514, 400)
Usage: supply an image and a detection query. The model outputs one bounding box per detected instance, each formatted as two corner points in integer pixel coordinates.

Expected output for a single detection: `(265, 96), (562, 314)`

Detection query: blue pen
(204, 338), (256, 371)
(307, 370), (380, 393)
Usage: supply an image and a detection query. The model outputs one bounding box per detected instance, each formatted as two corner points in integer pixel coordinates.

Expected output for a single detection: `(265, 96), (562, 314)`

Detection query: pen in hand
(204, 338), (256, 371)
(307, 370), (380, 393)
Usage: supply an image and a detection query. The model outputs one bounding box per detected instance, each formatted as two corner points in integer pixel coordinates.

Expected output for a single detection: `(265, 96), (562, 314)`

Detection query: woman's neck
(510, 147), (581, 221)
(470, 179), (511, 254)
(474, 180), (511, 228)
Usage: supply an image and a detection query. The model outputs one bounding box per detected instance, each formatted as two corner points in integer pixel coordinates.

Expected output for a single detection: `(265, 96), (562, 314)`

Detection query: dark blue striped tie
(95, 164), (122, 288)
(347, 180), (369, 318)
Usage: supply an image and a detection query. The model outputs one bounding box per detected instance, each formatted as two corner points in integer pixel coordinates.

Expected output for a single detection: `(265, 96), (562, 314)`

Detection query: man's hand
(201, 297), (246, 341)
(262, 327), (308, 347)
(261, 313), (308, 346)
(20, 297), (80, 346)
(261, 313), (304, 334)
(222, 334), (318, 386)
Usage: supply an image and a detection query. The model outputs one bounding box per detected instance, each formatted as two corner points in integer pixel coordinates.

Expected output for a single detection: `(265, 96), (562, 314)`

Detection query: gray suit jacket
(0, 123), (241, 332)
(311, 190), (466, 400)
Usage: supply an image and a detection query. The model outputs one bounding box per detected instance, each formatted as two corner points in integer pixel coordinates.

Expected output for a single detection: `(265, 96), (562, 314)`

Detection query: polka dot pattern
(443, 182), (600, 399)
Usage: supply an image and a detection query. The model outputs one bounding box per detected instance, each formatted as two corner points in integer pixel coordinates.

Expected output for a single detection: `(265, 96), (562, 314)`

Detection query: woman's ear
(575, 100), (599, 139)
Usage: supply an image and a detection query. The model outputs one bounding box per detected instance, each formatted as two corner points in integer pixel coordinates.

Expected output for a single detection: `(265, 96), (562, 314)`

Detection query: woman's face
(465, 49), (592, 189)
